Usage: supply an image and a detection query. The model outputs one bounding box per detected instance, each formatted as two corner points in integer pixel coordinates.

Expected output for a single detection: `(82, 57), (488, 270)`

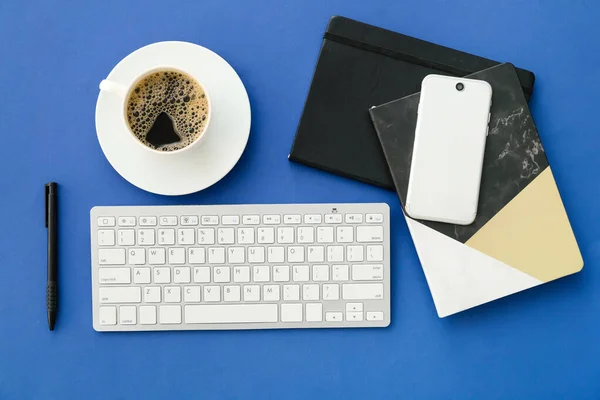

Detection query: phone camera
(456, 82), (464, 91)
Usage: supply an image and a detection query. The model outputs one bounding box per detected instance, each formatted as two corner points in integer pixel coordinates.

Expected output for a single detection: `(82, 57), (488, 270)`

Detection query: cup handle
(99, 80), (128, 97)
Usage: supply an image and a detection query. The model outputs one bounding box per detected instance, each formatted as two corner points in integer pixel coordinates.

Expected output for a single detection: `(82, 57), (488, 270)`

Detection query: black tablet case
(289, 16), (536, 190)
(369, 63), (547, 243)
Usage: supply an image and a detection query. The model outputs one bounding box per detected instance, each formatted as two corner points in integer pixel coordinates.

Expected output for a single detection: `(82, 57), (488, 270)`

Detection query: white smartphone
(405, 75), (492, 225)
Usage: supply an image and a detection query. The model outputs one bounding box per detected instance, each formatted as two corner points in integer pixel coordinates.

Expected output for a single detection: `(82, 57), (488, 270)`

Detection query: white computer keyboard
(90, 203), (390, 331)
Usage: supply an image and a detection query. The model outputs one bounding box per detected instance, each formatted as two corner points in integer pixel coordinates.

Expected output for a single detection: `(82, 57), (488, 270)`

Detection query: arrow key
(346, 311), (363, 322)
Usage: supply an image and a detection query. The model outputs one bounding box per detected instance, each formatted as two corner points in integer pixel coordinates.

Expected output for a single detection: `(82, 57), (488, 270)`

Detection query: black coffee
(126, 69), (209, 151)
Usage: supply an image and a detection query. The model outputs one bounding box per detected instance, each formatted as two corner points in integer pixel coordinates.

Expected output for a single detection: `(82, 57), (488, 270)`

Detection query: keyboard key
(317, 227), (334, 243)
(306, 303), (323, 322)
(214, 266), (231, 283)
(304, 214), (322, 224)
(242, 215), (260, 225)
(148, 248), (166, 265)
(159, 216), (178, 226)
(208, 247), (225, 264)
(313, 265), (329, 281)
(273, 265), (290, 282)
(118, 229), (135, 246)
(233, 266), (250, 283)
(201, 216), (219, 225)
(118, 217), (136, 226)
(204, 286), (221, 302)
(99, 287), (141, 304)
(99, 268), (130, 284)
(139, 216), (157, 226)
(137, 229), (155, 246)
(193, 266), (210, 283)
(352, 264), (384, 281)
(119, 306), (136, 325)
(178, 229), (195, 245)
(356, 226), (384, 243)
(164, 286), (181, 303)
(284, 215), (301, 224)
(243, 285), (260, 301)
(248, 247), (265, 263)
(277, 227), (294, 244)
(303, 284), (319, 301)
(325, 214), (342, 224)
(263, 285), (280, 301)
(297, 227), (314, 243)
(283, 285), (300, 301)
(140, 306), (157, 325)
(267, 246), (284, 263)
(153, 267), (171, 284)
(133, 267), (151, 284)
(253, 265), (270, 282)
(180, 215), (199, 226)
(366, 311), (384, 321)
(346, 246), (364, 262)
(98, 230), (115, 246)
(99, 306), (117, 325)
(238, 228), (255, 244)
(332, 265), (349, 281)
(366, 245), (384, 262)
(306, 246), (324, 263)
(336, 226), (353, 243)
(325, 312), (343, 322)
(184, 304), (278, 324)
(224, 285), (241, 302)
(168, 248), (185, 264)
(345, 214), (363, 224)
(323, 284), (340, 300)
(346, 312), (363, 322)
(217, 228), (235, 244)
(292, 265), (309, 282)
(159, 305), (181, 324)
(174, 266), (191, 283)
(342, 283), (384, 300)
(287, 246), (304, 263)
(263, 215), (281, 225)
(327, 246), (344, 262)
(222, 215), (240, 225)
(197, 228), (215, 244)
(144, 287), (161, 303)
(127, 248), (145, 265)
(98, 249), (125, 265)
(97, 217), (116, 227)
(184, 286), (201, 302)
(366, 214), (384, 223)
(188, 248), (206, 264)
(281, 304), (303, 322)
(346, 303), (363, 312)
(228, 247), (245, 264)
(158, 229), (175, 245)
(258, 228), (275, 244)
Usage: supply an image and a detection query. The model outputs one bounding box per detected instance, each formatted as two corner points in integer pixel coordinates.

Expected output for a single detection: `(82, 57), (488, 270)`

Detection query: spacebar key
(185, 304), (278, 324)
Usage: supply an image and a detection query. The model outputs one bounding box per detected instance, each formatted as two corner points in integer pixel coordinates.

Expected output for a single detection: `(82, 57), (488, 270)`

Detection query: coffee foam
(126, 69), (209, 151)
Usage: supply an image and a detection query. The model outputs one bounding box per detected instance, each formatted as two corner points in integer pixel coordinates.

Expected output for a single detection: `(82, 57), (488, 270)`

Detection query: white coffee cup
(99, 66), (212, 155)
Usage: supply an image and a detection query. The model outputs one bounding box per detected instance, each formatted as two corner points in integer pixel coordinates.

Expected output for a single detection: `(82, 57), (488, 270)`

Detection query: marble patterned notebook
(370, 63), (583, 317)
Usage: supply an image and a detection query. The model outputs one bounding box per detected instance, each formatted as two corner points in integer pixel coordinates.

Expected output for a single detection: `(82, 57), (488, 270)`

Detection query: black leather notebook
(289, 16), (536, 190)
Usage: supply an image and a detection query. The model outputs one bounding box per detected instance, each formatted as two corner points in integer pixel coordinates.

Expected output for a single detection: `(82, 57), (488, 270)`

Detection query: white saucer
(95, 41), (251, 196)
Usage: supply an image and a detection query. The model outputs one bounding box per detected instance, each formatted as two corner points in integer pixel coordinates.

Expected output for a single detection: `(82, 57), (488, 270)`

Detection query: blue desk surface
(1, 1), (599, 398)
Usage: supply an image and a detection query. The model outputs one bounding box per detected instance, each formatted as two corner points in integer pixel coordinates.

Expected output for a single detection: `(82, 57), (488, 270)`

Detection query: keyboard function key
(284, 215), (301, 224)
(325, 214), (343, 224)
(139, 216), (157, 226)
(242, 215), (260, 225)
(97, 217), (115, 227)
(97, 230), (115, 246)
(118, 217), (136, 226)
(180, 215), (198, 226)
(366, 214), (384, 223)
(263, 215), (281, 225)
(159, 216), (178, 226)
(345, 214), (363, 224)
(201, 215), (219, 225)
(304, 214), (322, 224)
(99, 306), (117, 325)
(222, 215), (240, 225)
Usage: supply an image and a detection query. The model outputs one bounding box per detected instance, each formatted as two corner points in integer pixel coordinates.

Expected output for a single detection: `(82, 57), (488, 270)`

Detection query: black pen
(45, 183), (58, 331)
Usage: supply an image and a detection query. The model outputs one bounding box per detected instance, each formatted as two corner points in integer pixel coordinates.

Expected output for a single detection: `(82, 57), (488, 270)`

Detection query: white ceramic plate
(95, 41), (251, 195)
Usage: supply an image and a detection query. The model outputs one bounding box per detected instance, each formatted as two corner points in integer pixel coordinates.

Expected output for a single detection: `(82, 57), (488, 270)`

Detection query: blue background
(1, 1), (599, 399)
